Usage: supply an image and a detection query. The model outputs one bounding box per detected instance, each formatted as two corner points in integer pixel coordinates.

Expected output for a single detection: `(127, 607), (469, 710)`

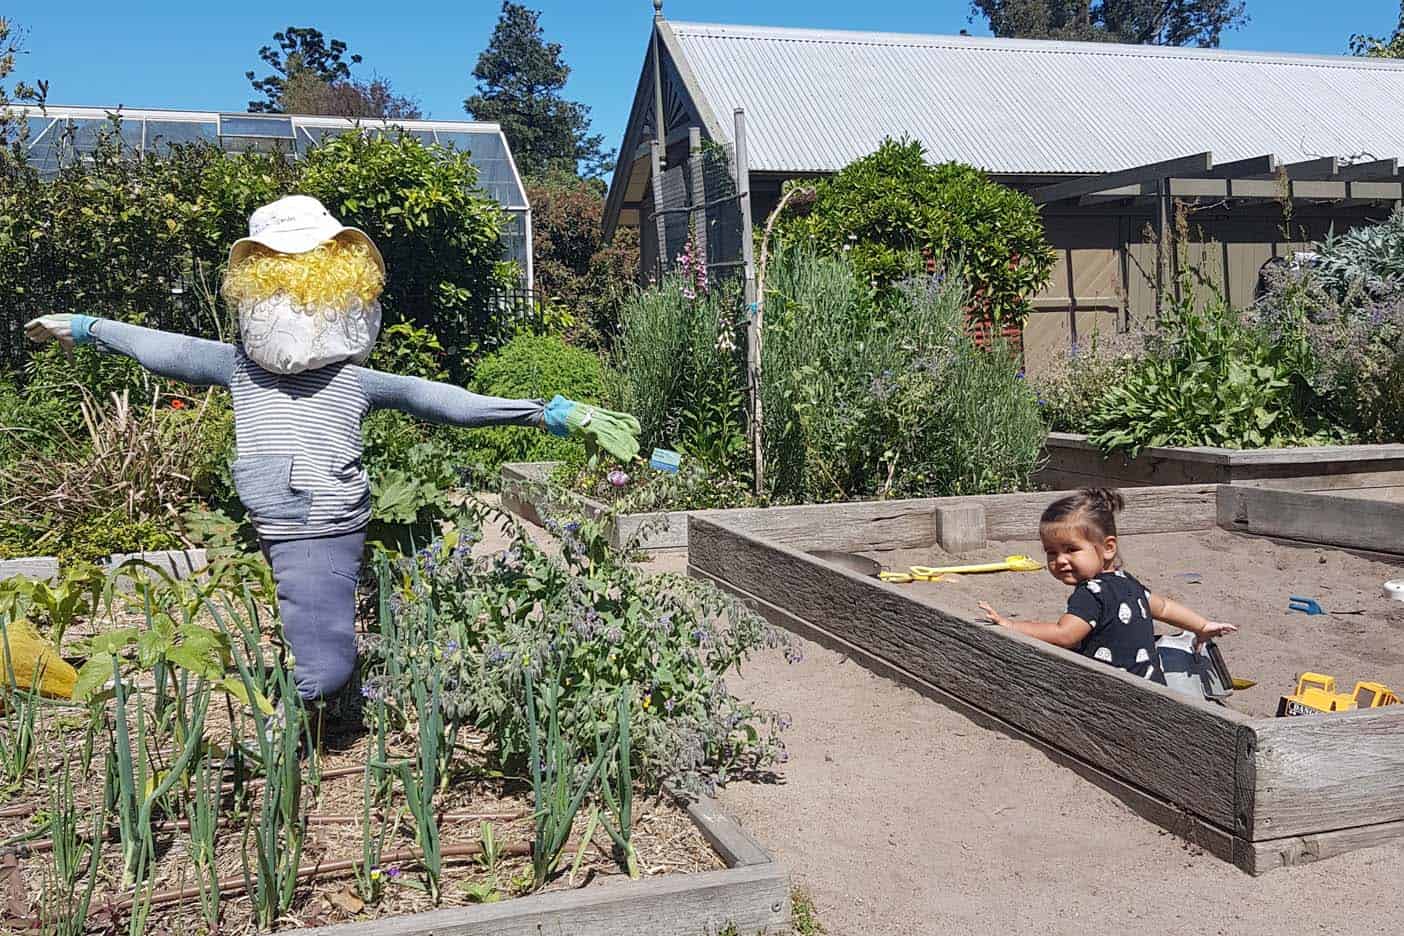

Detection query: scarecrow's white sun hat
(227, 195), (384, 276)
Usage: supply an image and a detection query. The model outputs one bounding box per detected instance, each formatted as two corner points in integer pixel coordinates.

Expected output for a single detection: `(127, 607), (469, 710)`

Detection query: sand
(499, 501), (1404, 936)
(860, 529), (1404, 716)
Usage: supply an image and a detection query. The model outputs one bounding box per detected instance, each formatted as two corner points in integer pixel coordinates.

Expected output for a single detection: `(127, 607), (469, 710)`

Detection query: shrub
(297, 130), (517, 370)
(775, 138), (1054, 325)
(760, 251), (1045, 499)
(611, 275), (748, 475)
(366, 499), (792, 793)
(525, 171), (641, 347)
(1086, 293), (1332, 456)
(455, 332), (609, 472)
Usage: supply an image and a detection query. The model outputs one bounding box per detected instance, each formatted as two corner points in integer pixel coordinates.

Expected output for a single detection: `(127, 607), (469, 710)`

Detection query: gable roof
(664, 21), (1404, 177)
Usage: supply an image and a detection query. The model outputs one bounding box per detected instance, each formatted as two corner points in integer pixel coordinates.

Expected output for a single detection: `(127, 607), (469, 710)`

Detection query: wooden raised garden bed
(1036, 432), (1404, 494)
(500, 462), (691, 550)
(293, 791), (788, 936)
(686, 485), (1404, 874)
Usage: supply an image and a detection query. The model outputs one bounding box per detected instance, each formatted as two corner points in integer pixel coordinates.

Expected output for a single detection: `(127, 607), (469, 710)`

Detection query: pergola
(1032, 151), (1403, 209)
(1028, 152), (1403, 319)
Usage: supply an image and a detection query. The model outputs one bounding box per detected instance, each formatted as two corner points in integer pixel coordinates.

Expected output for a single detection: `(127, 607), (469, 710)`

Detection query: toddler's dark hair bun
(1083, 487), (1125, 515)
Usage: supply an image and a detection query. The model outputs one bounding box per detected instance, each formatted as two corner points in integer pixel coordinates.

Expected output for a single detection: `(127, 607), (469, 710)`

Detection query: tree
(282, 69), (423, 120)
(970, 0), (1247, 47)
(464, 3), (612, 179)
(526, 170), (639, 345)
(0, 17), (45, 145)
(1350, 3), (1404, 57)
(247, 27), (361, 113)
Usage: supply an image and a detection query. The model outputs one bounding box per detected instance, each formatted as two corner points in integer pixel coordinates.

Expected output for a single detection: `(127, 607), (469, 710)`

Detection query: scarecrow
(25, 195), (640, 703)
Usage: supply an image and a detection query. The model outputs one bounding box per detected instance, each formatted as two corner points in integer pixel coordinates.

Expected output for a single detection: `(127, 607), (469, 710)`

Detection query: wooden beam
(699, 485), (1218, 550)
(1200, 154), (1279, 179)
(687, 516), (1255, 834)
(1277, 156), (1339, 179)
(296, 863), (790, 936)
(1216, 486), (1404, 555)
(1164, 178), (1402, 201)
(1337, 158), (1399, 181)
(1251, 709), (1404, 840)
(1032, 153), (1213, 204)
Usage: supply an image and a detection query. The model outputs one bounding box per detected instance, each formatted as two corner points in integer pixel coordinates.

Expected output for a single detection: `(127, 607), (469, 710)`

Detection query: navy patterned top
(1066, 570), (1166, 684)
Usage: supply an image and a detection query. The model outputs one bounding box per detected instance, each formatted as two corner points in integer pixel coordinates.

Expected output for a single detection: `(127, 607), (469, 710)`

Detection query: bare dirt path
(483, 499), (1404, 936)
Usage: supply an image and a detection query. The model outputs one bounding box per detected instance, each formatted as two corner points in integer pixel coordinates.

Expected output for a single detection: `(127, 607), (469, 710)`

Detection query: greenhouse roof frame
(16, 105), (530, 210)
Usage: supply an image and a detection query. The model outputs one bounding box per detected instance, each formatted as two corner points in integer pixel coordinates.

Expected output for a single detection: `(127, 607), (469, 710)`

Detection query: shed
(605, 15), (1404, 369)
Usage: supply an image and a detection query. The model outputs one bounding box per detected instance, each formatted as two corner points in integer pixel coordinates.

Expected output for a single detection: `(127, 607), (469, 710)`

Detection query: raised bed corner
(1037, 432), (1404, 494)
(500, 462), (690, 550)
(687, 484), (1404, 874)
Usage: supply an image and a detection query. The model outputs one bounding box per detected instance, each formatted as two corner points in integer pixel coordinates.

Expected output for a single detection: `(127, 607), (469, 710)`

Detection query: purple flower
(385, 867), (401, 879)
(608, 469), (630, 487)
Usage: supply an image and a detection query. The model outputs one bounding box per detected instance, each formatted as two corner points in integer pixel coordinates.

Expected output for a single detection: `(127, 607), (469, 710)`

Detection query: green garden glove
(543, 396), (641, 462)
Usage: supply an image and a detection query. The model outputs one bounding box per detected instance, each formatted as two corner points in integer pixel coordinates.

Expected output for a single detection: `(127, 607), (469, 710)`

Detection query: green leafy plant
(774, 137), (1054, 325)
(596, 688), (639, 879)
(1087, 291), (1329, 456)
(369, 322), (450, 381)
(524, 665), (617, 891)
(364, 499), (791, 795)
(454, 332), (610, 473)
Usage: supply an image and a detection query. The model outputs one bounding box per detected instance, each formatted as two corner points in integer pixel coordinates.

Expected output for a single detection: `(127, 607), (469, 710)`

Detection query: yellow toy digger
(1276, 673), (1401, 717)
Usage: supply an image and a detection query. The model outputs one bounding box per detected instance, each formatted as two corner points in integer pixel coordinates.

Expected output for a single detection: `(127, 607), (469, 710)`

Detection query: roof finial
(653, 0), (663, 17)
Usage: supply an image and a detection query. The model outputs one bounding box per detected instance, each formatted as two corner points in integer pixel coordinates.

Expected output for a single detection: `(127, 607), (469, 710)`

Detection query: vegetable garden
(0, 501), (793, 932)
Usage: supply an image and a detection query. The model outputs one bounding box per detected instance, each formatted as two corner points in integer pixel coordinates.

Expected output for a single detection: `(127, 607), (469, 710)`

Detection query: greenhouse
(13, 105), (533, 283)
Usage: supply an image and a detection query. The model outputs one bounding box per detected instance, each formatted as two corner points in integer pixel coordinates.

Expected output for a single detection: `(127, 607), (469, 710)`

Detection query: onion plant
(525, 667), (617, 892)
(229, 626), (306, 931)
(186, 752), (223, 931)
(382, 670), (444, 902)
(39, 752), (103, 936)
(354, 693), (391, 905)
(596, 688), (639, 879)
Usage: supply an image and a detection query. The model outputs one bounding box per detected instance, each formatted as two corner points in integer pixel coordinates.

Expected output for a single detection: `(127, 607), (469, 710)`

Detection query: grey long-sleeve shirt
(89, 319), (546, 540)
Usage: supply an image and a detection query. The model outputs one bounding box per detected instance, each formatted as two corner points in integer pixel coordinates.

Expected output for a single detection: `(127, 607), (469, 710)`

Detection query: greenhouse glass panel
(500, 211), (529, 271)
(145, 119), (218, 152)
(219, 114), (294, 139)
(25, 117), (54, 145)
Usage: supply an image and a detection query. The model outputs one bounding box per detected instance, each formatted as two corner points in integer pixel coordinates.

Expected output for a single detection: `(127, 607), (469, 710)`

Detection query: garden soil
(491, 501), (1404, 936)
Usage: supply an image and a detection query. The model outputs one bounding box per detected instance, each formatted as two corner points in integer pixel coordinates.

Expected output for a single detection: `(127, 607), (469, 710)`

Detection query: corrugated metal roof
(668, 21), (1404, 175)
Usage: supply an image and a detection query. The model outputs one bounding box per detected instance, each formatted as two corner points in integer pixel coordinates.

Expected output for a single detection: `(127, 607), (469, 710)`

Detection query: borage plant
(365, 498), (793, 797)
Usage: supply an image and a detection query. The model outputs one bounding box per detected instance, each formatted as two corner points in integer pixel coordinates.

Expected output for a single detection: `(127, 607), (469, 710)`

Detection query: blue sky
(11, 1), (1401, 165)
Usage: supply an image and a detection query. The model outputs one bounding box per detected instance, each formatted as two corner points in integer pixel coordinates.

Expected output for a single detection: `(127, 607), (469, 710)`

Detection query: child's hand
(977, 601), (1008, 628)
(1195, 620), (1237, 648)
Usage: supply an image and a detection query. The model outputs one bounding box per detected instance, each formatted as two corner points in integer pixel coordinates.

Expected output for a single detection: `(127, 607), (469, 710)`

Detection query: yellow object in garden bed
(879, 555), (1043, 584)
(0, 618), (77, 700)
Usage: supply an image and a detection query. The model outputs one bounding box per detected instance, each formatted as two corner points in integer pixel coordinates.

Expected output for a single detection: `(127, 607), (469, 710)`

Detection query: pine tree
(463, 3), (612, 179)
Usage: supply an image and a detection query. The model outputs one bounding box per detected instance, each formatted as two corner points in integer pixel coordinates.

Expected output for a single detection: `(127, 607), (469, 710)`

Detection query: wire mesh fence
(644, 142), (746, 284)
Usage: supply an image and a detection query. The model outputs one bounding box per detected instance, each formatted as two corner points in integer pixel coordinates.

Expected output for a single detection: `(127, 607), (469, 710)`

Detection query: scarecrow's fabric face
(223, 238), (385, 374)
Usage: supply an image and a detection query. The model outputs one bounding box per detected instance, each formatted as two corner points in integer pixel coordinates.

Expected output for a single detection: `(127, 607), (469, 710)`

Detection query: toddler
(978, 488), (1236, 683)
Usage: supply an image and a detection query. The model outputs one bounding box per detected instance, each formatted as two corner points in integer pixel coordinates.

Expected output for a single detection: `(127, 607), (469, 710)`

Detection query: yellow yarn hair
(223, 238), (384, 310)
